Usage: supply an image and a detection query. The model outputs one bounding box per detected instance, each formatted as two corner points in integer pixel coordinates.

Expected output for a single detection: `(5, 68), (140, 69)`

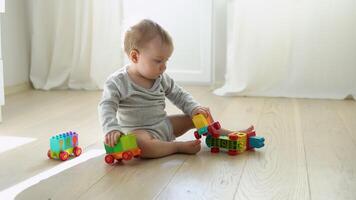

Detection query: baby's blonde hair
(124, 19), (173, 55)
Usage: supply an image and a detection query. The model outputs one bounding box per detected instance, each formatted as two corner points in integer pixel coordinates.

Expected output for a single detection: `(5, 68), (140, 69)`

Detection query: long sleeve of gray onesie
(98, 66), (200, 139)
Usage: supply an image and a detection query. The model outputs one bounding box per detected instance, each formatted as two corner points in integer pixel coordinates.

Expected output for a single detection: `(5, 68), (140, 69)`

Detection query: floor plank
(298, 99), (356, 200)
(235, 98), (310, 200)
(79, 154), (189, 200)
(332, 100), (356, 146)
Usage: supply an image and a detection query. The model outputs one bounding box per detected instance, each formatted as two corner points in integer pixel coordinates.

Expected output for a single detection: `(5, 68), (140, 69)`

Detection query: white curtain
(27, 0), (123, 90)
(214, 0), (356, 99)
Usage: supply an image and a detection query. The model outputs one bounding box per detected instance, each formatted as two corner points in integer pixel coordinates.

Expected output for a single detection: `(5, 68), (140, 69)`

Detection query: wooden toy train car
(104, 134), (141, 164)
(192, 114), (265, 155)
(47, 131), (82, 161)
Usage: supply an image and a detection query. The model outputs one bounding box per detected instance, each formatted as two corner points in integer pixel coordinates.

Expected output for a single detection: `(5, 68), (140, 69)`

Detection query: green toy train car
(104, 134), (141, 164)
(206, 129), (265, 155)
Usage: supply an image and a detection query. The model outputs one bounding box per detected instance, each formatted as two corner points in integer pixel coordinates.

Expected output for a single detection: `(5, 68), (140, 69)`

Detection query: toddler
(98, 19), (250, 158)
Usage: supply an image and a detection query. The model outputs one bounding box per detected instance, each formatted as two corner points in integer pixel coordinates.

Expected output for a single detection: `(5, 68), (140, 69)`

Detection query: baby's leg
(167, 114), (201, 154)
(168, 114), (195, 137)
(132, 129), (201, 158)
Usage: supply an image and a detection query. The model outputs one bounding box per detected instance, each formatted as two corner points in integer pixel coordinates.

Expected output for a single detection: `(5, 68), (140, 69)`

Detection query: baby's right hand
(105, 130), (123, 147)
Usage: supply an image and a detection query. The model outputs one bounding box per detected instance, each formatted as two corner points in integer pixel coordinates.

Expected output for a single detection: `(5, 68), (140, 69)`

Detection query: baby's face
(137, 36), (173, 80)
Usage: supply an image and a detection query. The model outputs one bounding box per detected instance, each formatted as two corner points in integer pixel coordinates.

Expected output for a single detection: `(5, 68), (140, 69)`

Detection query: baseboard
(5, 82), (32, 96)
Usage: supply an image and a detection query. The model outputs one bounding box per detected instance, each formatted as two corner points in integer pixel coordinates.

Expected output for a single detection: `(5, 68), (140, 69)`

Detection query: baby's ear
(129, 49), (139, 63)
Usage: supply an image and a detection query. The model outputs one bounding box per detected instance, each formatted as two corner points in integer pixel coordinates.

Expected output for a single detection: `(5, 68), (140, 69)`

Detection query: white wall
(1, 0), (30, 87)
(212, 0), (227, 87)
(123, 0), (213, 84)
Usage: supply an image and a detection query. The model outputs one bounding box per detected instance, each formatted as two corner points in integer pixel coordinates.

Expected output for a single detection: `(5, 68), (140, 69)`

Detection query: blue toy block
(198, 127), (208, 135)
(249, 136), (265, 148)
(49, 131), (78, 152)
(48, 131), (82, 161)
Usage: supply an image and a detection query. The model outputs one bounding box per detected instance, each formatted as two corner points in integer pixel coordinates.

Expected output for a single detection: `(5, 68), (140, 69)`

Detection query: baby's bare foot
(218, 126), (254, 136)
(177, 140), (201, 154)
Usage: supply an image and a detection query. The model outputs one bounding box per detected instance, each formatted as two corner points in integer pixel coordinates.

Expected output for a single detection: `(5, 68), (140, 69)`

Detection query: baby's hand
(105, 130), (123, 147)
(192, 106), (211, 118)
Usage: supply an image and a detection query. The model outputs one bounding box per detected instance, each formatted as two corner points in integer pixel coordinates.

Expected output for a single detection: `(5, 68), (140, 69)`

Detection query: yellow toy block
(192, 114), (209, 129)
(236, 132), (247, 153)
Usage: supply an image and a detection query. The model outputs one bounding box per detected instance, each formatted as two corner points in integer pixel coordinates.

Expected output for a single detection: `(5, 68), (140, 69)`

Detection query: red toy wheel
(194, 131), (201, 139)
(59, 151), (69, 161)
(105, 155), (115, 164)
(228, 150), (238, 156)
(213, 122), (221, 130)
(122, 151), (133, 161)
(47, 150), (52, 159)
(211, 147), (219, 153)
(228, 133), (238, 141)
(73, 147), (82, 157)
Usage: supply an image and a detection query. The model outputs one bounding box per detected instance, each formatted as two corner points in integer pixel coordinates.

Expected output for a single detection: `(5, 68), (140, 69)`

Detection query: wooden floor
(0, 87), (355, 200)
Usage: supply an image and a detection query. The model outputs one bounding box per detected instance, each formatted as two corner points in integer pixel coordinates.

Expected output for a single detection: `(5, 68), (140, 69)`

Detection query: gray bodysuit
(98, 65), (200, 141)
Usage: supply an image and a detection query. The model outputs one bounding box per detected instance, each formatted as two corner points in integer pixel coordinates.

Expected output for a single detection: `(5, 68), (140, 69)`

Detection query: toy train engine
(104, 134), (141, 164)
(47, 131), (82, 161)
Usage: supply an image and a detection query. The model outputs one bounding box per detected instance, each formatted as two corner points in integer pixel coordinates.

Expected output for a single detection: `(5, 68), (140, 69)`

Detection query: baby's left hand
(192, 106), (211, 118)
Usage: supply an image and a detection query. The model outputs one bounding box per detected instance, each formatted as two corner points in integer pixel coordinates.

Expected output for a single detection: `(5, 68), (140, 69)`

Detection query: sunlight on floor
(0, 136), (37, 154)
(0, 149), (105, 200)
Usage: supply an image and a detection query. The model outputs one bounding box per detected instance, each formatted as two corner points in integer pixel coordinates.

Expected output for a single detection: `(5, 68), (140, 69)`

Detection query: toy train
(192, 114), (265, 155)
(47, 131), (82, 161)
(104, 134), (141, 164)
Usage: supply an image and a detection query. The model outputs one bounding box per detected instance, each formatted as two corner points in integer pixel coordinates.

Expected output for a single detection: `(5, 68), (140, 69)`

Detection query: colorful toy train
(104, 134), (141, 164)
(47, 131), (82, 161)
(192, 114), (265, 155)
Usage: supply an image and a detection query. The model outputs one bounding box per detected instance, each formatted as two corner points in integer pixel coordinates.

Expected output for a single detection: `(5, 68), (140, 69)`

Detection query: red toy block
(246, 128), (256, 150)
(228, 133), (238, 141)
(208, 126), (220, 138)
(212, 121), (221, 130)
